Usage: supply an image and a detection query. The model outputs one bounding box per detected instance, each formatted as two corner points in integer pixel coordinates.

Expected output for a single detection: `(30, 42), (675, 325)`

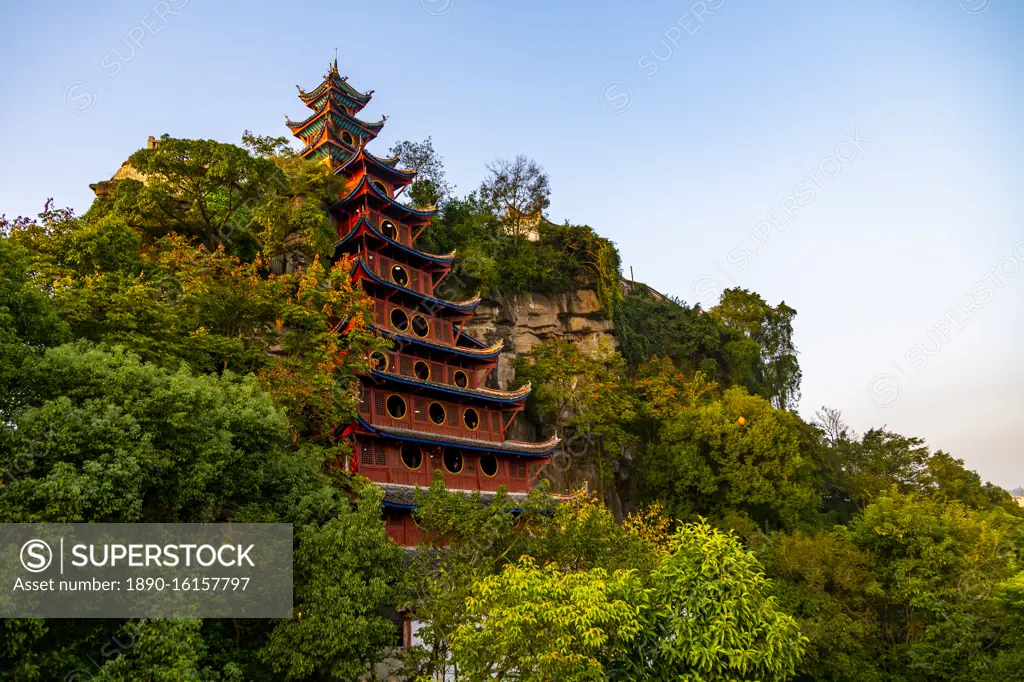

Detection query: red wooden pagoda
(290, 60), (558, 546)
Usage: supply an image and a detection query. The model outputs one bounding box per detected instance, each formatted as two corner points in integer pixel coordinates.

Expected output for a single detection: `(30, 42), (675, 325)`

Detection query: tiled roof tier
(334, 216), (456, 264)
(332, 176), (436, 218)
(285, 103), (385, 139)
(369, 325), (504, 359)
(297, 61), (372, 108)
(356, 418), (559, 456)
(299, 123), (358, 160)
(351, 258), (481, 312)
(369, 369), (531, 403)
(337, 147), (416, 181)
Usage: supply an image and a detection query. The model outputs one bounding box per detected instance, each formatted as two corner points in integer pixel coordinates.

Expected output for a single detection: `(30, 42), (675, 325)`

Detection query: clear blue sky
(1, 0), (1021, 486)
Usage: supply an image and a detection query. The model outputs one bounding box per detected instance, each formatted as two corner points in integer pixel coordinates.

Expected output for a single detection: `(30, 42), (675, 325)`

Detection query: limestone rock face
(465, 290), (629, 514)
(464, 290), (616, 392)
(464, 290), (625, 509)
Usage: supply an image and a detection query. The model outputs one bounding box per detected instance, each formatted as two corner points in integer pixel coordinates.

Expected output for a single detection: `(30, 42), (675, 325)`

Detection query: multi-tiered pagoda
(289, 60), (558, 546)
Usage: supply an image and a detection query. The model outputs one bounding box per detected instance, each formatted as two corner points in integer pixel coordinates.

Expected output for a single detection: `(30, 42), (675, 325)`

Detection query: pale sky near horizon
(1, 1), (1021, 487)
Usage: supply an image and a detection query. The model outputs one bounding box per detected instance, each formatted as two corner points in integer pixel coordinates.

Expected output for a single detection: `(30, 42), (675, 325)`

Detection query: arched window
(380, 220), (398, 240)
(453, 370), (469, 388)
(442, 448), (463, 474)
(390, 308), (410, 332)
(372, 180), (389, 197)
(391, 264), (409, 287)
(368, 351), (388, 372)
(386, 394), (407, 419)
(479, 454), (498, 478)
(401, 444), (423, 470)
(411, 314), (430, 338)
(428, 402), (446, 426)
(414, 360), (431, 381)
(341, 130), (355, 146)
(463, 408), (480, 431)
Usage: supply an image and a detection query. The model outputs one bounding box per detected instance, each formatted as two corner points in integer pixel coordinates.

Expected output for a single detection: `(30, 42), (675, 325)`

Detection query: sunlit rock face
(465, 289), (616, 393)
(465, 290), (624, 506)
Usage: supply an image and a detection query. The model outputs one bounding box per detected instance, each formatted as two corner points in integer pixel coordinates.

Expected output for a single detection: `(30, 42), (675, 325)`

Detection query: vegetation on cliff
(1, 134), (1022, 681)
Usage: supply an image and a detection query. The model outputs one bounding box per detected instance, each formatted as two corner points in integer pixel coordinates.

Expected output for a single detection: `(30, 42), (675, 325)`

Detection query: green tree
(92, 619), (237, 682)
(5, 207), (381, 438)
(614, 285), (722, 377)
(616, 521), (807, 682)
(259, 481), (402, 681)
(389, 137), (453, 209)
(641, 386), (819, 531)
(90, 134), (280, 254)
(449, 557), (645, 681)
(712, 288), (801, 410)
(758, 527), (885, 682)
(850, 491), (1023, 680)
(513, 338), (636, 493)
(480, 155), (551, 238)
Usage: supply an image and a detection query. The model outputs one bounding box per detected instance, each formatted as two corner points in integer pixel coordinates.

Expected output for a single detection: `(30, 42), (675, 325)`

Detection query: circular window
(386, 394), (407, 419)
(373, 180), (389, 197)
(428, 402), (446, 425)
(414, 360), (430, 381)
(401, 444), (422, 470)
(391, 264), (409, 287)
(453, 370), (469, 388)
(368, 351), (388, 372)
(463, 408), (480, 431)
(479, 454), (498, 478)
(390, 308), (409, 332)
(380, 220), (398, 240)
(341, 130), (354, 145)
(443, 448), (463, 474)
(411, 314), (429, 338)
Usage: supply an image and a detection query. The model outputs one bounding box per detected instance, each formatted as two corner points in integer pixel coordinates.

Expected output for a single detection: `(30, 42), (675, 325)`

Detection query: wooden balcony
(358, 440), (538, 495)
(372, 297), (468, 349)
(359, 385), (507, 443)
(363, 251), (436, 296)
(376, 349), (490, 392)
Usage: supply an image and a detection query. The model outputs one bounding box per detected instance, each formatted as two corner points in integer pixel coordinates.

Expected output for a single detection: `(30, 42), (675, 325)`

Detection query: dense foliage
(615, 283), (801, 410)
(416, 165), (621, 314)
(2, 134), (1020, 681)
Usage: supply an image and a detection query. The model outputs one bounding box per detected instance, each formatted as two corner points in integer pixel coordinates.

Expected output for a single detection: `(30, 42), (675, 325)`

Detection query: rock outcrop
(464, 289), (616, 392)
(464, 290), (623, 505)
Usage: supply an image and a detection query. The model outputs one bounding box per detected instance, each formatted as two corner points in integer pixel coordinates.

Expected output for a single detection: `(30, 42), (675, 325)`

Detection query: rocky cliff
(464, 289), (616, 392)
(464, 289), (623, 504)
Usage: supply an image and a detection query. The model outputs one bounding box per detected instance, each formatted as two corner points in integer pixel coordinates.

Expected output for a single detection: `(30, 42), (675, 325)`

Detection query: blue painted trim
(369, 370), (529, 403)
(337, 149), (415, 179)
(333, 216), (456, 264)
(353, 260), (479, 312)
(370, 325), (503, 360)
(356, 417), (557, 457)
(331, 176), (436, 217)
(366, 178), (436, 216)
